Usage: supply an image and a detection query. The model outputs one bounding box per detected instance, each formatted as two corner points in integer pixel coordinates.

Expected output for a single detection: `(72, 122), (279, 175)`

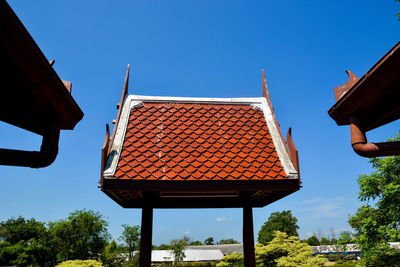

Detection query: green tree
(189, 240), (202, 245)
(319, 237), (331, 245)
(337, 231), (353, 245)
(255, 231), (326, 267)
(119, 224), (140, 261)
(156, 243), (171, 250)
(349, 132), (400, 266)
(0, 217), (56, 266)
(217, 238), (239, 245)
(306, 235), (320, 246)
(101, 240), (125, 267)
(169, 237), (187, 266)
(204, 237), (214, 245)
(49, 209), (109, 261)
(257, 210), (299, 244)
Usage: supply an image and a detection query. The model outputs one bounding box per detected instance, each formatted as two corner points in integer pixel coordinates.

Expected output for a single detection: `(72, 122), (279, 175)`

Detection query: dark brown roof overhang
(328, 42), (400, 157)
(0, 1), (83, 167)
(328, 41), (400, 132)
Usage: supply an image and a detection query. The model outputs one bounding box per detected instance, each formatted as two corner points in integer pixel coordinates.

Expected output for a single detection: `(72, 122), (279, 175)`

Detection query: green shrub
(216, 252), (243, 267)
(333, 263), (357, 267)
(56, 260), (102, 267)
(180, 262), (215, 267)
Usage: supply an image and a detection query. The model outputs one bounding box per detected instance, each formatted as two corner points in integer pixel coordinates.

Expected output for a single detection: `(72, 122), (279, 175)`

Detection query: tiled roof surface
(114, 102), (287, 181)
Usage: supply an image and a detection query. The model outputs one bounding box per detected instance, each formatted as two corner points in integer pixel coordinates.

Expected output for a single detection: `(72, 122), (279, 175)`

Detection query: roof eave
(0, 1), (83, 134)
(329, 41), (400, 131)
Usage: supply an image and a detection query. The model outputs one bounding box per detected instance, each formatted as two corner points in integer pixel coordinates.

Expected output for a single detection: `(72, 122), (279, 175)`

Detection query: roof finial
(262, 69), (269, 99)
(108, 64), (131, 154)
(333, 70), (359, 102)
(122, 64), (130, 100)
(261, 69), (274, 113)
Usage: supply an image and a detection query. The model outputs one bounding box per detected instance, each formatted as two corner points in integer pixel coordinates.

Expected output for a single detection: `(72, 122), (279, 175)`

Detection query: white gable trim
(260, 98), (298, 178)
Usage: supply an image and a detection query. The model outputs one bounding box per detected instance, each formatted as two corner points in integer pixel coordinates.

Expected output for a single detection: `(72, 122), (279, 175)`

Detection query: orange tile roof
(113, 102), (288, 181)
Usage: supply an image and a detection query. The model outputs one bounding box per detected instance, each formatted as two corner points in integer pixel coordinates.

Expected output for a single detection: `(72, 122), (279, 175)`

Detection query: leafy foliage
(155, 243), (172, 250)
(0, 217), (56, 266)
(100, 240), (126, 267)
(217, 238), (239, 245)
(306, 235), (320, 246)
(319, 237), (331, 245)
(337, 231), (353, 245)
(170, 237), (188, 266)
(49, 209), (110, 261)
(216, 252), (243, 267)
(56, 259), (102, 266)
(189, 240), (203, 245)
(204, 237), (214, 245)
(257, 210), (299, 244)
(0, 210), (110, 266)
(349, 131), (400, 266)
(119, 224), (140, 261)
(255, 231), (327, 267)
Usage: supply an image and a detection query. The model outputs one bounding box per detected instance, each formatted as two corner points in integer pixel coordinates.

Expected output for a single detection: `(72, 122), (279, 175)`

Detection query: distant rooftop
(186, 243), (243, 255)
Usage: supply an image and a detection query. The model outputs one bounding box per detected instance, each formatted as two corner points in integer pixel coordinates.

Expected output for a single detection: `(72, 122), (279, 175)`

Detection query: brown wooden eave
(0, 1), (83, 135)
(101, 178), (300, 208)
(328, 41), (400, 132)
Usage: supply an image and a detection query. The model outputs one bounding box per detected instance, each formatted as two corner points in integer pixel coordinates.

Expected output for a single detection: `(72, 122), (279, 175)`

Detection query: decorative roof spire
(333, 70), (359, 101)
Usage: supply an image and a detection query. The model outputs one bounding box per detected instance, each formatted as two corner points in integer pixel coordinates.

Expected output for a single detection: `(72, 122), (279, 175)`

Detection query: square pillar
(139, 206), (153, 267)
(243, 206), (256, 267)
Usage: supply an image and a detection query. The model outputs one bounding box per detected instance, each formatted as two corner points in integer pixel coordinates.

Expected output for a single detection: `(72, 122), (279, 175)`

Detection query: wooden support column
(243, 205), (256, 267)
(139, 206), (153, 267)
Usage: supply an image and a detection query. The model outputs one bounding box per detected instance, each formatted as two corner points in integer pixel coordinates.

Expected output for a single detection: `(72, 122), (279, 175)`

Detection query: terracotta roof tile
(113, 102), (288, 181)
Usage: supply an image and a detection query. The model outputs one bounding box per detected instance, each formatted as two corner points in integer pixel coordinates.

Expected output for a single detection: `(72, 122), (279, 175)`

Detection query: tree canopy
(319, 237), (331, 245)
(169, 237), (188, 266)
(257, 210), (299, 244)
(0, 209), (110, 266)
(306, 235), (320, 246)
(204, 237), (214, 245)
(49, 209), (109, 261)
(217, 238), (239, 245)
(189, 240), (202, 245)
(349, 131), (400, 265)
(119, 224), (140, 261)
(255, 231), (326, 267)
(0, 217), (56, 266)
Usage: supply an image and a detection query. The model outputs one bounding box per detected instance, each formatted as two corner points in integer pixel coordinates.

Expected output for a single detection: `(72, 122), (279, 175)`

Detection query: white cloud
(305, 232), (313, 237)
(184, 230), (190, 235)
(216, 217), (232, 222)
(297, 196), (347, 218)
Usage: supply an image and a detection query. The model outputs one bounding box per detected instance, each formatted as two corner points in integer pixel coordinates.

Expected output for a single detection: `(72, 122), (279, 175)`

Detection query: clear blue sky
(1, 0), (399, 245)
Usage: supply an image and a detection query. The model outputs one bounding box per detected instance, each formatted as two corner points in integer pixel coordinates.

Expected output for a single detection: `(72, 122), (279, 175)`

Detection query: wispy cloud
(216, 217), (232, 222)
(184, 230), (190, 235)
(297, 196), (347, 218)
(305, 232), (314, 237)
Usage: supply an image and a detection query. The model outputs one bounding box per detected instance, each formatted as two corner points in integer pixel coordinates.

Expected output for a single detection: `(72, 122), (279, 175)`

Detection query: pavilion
(100, 66), (301, 266)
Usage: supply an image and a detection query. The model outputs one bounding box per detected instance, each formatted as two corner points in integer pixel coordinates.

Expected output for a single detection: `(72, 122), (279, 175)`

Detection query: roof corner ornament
(108, 64), (130, 154)
(101, 124), (111, 182)
(261, 69), (272, 106)
(261, 69), (299, 178)
(286, 128), (300, 179)
(334, 70), (359, 101)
